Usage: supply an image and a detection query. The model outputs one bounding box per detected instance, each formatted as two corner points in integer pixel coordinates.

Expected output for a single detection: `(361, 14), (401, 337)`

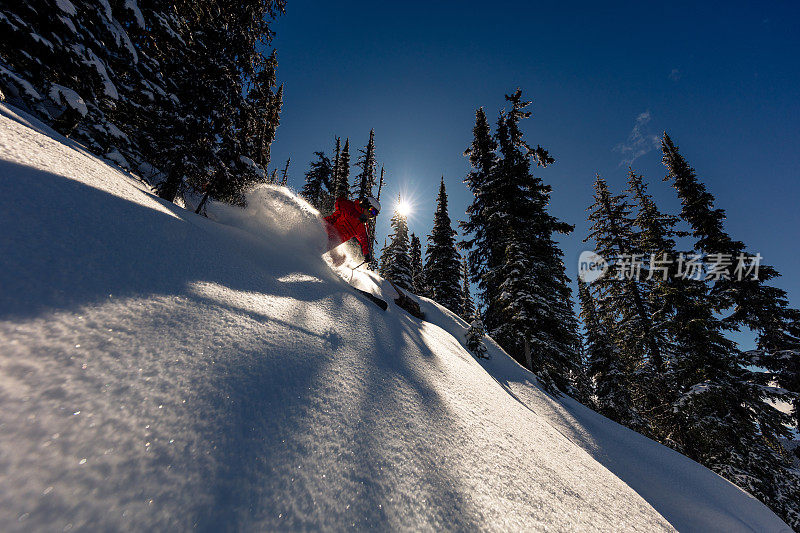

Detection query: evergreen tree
(300, 151), (332, 209)
(625, 170), (686, 437)
(461, 107), (498, 303)
(461, 90), (579, 393)
(378, 237), (389, 276)
(665, 270), (800, 528)
(662, 133), (800, 429)
(424, 178), (462, 312)
(460, 256), (475, 319)
(379, 198), (413, 290)
(367, 166), (386, 271)
(466, 312), (489, 359)
(332, 138), (351, 199)
(410, 233), (425, 295)
(584, 175), (656, 431)
(353, 129), (376, 199)
(658, 134), (800, 526)
(0, 0), (286, 207)
(323, 137), (342, 213)
(581, 164), (800, 527)
(241, 49), (282, 173)
(570, 338), (594, 407)
(578, 279), (638, 424)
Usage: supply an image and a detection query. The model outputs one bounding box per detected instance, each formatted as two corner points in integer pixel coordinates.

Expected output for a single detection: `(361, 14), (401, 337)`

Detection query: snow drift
(0, 103), (790, 532)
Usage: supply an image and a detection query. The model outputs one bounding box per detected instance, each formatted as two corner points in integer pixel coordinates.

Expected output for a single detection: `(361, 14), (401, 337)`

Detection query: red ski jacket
(324, 198), (371, 257)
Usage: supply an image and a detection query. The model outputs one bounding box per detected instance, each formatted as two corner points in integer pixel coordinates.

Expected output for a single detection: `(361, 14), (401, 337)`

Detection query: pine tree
(462, 89), (579, 393)
(584, 175), (657, 431)
(662, 133), (800, 429)
(570, 338), (594, 407)
(410, 234), (424, 295)
(424, 178), (462, 312)
(241, 49), (282, 174)
(666, 270), (800, 528)
(353, 129), (376, 199)
(332, 138), (351, 199)
(380, 198), (413, 291)
(466, 312), (489, 359)
(460, 256), (475, 319)
(625, 170), (686, 437)
(460, 107), (498, 304)
(367, 166), (386, 271)
(578, 279), (638, 424)
(322, 137), (342, 213)
(659, 134), (800, 526)
(0, 0), (285, 207)
(300, 151), (332, 209)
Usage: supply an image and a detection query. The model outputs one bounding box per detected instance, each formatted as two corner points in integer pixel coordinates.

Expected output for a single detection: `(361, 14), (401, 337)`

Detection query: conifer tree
(570, 340), (594, 407)
(424, 178), (462, 312)
(353, 129), (377, 199)
(300, 151), (332, 209)
(241, 49), (282, 173)
(584, 175), (658, 428)
(323, 137), (342, 213)
(410, 234), (424, 295)
(380, 199), (413, 290)
(665, 269), (800, 528)
(580, 164), (800, 526)
(578, 279), (639, 424)
(466, 312), (489, 359)
(0, 0), (285, 207)
(662, 133), (800, 429)
(460, 256), (475, 319)
(462, 90), (578, 393)
(658, 135), (800, 526)
(461, 107), (498, 302)
(331, 137), (341, 183)
(625, 170), (686, 435)
(332, 138), (351, 199)
(367, 166), (386, 271)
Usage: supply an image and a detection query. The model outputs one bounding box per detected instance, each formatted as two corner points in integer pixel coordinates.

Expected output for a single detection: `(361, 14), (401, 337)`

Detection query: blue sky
(267, 0), (800, 346)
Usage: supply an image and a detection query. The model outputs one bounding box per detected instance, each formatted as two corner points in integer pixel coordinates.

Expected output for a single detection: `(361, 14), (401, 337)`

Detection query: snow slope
(0, 103), (790, 532)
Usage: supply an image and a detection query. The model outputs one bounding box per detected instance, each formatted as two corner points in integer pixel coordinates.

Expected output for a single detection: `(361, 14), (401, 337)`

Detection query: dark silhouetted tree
(424, 178), (462, 312)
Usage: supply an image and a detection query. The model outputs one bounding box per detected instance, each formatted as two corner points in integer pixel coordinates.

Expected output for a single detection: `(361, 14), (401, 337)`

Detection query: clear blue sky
(268, 0), (800, 346)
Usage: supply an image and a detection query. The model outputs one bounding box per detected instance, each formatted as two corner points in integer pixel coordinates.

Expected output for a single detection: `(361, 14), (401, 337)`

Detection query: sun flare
(396, 199), (413, 218)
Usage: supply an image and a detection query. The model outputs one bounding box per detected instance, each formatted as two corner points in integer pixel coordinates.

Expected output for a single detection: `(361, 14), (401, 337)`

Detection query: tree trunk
(156, 168), (182, 203)
(524, 336), (533, 370)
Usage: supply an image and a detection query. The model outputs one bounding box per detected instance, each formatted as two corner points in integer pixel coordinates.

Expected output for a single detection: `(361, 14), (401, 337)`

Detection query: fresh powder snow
(0, 103), (790, 531)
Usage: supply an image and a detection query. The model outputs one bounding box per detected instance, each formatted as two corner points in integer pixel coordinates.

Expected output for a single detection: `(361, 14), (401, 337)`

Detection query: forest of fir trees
(578, 135), (800, 528)
(0, 0), (287, 211)
(348, 87), (800, 528)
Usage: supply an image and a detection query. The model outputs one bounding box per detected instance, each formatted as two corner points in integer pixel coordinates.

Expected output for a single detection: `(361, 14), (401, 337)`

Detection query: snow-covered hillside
(0, 103), (790, 531)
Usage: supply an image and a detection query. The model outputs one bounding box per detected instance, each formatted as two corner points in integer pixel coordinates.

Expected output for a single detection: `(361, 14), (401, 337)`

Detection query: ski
(352, 287), (388, 310)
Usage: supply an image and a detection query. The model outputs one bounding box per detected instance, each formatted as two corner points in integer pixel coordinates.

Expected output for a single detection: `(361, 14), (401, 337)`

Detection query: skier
(323, 196), (381, 263)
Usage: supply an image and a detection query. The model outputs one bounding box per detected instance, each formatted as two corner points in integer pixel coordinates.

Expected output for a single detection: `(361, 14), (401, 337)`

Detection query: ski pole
(349, 260), (366, 282)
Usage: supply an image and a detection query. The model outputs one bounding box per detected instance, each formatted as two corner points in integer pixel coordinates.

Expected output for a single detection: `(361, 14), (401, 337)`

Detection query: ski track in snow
(0, 103), (790, 532)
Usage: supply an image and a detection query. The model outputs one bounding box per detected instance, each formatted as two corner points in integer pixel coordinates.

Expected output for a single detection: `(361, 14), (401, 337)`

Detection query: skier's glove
(364, 253), (372, 263)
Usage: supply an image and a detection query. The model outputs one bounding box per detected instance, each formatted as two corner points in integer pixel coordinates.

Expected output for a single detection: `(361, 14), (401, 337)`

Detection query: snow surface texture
(0, 103), (790, 532)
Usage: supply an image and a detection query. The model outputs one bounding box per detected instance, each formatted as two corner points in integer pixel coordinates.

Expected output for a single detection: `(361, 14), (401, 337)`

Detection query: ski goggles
(367, 206), (379, 218)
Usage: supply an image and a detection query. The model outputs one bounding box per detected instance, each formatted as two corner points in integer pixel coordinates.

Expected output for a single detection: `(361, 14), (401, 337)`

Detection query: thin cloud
(613, 111), (660, 167)
(669, 68), (681, 81)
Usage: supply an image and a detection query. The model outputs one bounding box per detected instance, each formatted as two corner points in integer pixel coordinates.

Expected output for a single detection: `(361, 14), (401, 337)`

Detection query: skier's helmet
(361, 196), (381, 218)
